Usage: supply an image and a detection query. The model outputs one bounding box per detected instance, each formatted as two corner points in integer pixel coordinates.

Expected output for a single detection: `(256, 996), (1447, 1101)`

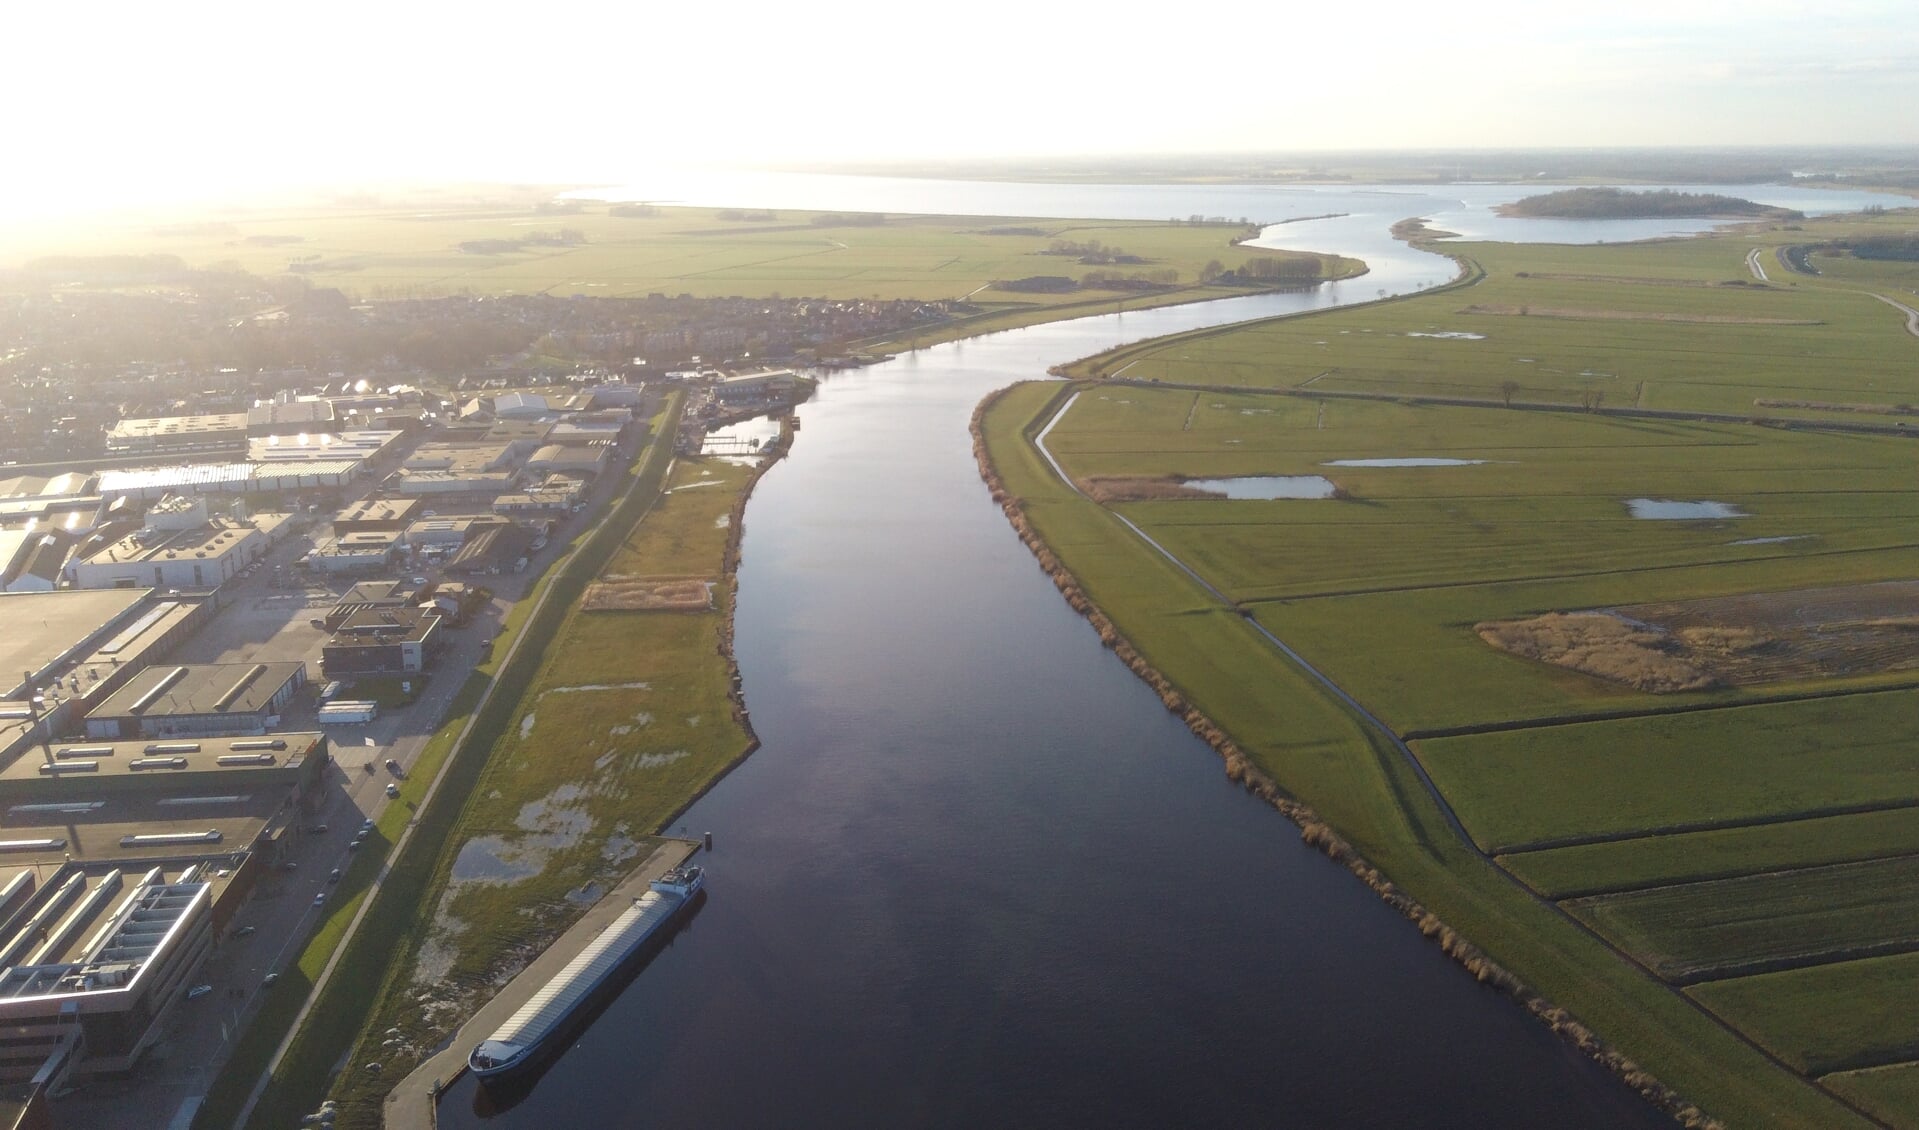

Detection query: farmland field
(1689, 952), (1919, 1074)
(980, 205), (1919, 1127)
(1564, 856), (1919, 982)
(0, 196), (1357, 339)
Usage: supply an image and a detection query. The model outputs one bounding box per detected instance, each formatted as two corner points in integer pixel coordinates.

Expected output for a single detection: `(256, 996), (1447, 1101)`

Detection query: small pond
(1626, 498), (1746, 520)
(1187, 476), (1338, 499)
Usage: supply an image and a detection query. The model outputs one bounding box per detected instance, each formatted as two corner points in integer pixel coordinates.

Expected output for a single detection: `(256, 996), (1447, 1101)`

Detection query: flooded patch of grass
(1626, 499), (1746, 520)
(1185, 475), (1338, 499)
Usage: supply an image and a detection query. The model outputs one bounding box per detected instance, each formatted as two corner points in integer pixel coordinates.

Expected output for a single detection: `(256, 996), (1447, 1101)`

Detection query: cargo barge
(467, 865), (704, 1080)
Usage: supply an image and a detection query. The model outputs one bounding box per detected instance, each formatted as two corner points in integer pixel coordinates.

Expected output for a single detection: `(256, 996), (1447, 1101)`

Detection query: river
(430, 176), (1719, 1128)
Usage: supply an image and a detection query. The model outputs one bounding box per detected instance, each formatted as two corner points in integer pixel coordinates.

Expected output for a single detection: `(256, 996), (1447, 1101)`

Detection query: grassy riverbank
(225, 392), (781, 1129)
(977, 205), (1919, 1127)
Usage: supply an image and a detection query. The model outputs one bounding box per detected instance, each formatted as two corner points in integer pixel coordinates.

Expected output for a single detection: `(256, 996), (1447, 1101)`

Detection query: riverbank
(858, 260), (1368, 355)
(324, 443), (785, 1129)
(230, 397), (795, 1130)
(971, 383), (1721, 1129)
(971, 217), (1919, 1127)
(384, 837), (702, 1127)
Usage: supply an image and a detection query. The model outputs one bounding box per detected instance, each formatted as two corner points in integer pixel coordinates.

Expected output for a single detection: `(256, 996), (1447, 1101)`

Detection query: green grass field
(1564, 856), (1919, 982)
(980, 205), (1919, 1127)
(1691, 952), (1919, 1075)
(3, 199), (1356, 309)
(1414, 690), (1919, 852)
(1502, 806), (1919, 899)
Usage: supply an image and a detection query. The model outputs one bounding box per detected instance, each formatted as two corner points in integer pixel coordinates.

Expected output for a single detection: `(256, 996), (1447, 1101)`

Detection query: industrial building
(525, 444), (608, 477)
(83, 662), (307, 740)
(247, 428), (403, 467)
(0, 590), (214, 766)
(444, 522), (536, 577)
(547, 411), (630, 447)
(66, 496), (265, 591)
(96, 461), (360, 503)
(492, 392), (550, 421)
(333, 497), (423, 536)
(103, 414), (247, 456)
(305, 531), (405, 576)
(714, 369), (800, 404)
(0, 534), (69, 595)
(321, 606), (443, 677)
(0, 733), (329, 1084)
(322, 579), (424, 631)
(245, 400), (337, 437)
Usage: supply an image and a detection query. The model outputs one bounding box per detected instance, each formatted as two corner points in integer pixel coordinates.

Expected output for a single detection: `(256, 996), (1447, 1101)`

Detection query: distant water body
(432, 176), (1705, 1128)
(561, 170), (1915, 247)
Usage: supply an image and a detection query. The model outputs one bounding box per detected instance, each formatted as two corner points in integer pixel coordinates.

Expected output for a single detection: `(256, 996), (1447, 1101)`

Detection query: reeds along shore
(968, 385), (1720, 1130)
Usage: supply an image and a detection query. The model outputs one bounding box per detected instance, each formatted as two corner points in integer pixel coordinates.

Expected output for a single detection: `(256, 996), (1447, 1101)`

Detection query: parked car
(384, 758), (402, 776)
(187, 984), (213, 1000)
(262, 973), (279, 988)
(312, 892), (327, 907)
(232, 925), (256, 939)
(305, 823), (329, 834)
(385, 783), (401, 798)
(328, 868), (342, 883)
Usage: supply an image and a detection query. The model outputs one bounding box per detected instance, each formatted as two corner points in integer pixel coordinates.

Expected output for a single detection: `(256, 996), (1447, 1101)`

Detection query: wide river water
(432, 175), (1892, 1127)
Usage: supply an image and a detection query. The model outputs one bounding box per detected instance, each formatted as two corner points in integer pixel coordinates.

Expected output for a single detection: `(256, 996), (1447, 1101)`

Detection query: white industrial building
(66, 497), (265, 591)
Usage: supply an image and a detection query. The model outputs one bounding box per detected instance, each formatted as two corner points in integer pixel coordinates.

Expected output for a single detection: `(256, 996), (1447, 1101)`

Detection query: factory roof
(88, 662), (305, 720)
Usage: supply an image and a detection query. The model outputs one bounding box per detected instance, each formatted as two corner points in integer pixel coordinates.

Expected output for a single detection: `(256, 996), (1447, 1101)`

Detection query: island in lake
(1497, 186), (1803, 220)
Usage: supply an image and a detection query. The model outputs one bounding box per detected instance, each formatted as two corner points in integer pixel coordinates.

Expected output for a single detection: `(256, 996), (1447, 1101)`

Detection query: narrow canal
(437, 206), (1679, 1126)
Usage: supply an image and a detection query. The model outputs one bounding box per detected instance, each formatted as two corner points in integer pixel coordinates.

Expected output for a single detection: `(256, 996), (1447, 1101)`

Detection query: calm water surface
(439, 189), (1680, 1128)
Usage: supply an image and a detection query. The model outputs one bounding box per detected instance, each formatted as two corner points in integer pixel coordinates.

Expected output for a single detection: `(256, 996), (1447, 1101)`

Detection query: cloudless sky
(5, 0), (1916, 220)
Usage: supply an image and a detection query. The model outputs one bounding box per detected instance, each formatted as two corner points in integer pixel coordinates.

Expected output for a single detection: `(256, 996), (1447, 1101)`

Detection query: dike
(969, 382), (1720, 1130)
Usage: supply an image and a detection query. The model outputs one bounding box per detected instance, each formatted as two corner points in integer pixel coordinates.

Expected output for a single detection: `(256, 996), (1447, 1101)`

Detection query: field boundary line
(1494, 796), (1919, 857)
(1562, 851), (1919, 902)
(1403, 678), (1919, 743)
(1102, 376), (1919, 440)
(1234, 539), (1919, 605)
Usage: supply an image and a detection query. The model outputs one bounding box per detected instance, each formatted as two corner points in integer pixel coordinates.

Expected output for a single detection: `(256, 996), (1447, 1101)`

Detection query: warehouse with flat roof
(83, 662), (307, 740)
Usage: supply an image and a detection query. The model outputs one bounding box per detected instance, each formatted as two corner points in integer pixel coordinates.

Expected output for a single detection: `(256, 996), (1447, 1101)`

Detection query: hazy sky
(6, 0), (1915, 219)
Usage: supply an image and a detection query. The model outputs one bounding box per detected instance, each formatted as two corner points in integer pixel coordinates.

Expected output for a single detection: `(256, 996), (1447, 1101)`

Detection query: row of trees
(1199, 255), (1326, 284)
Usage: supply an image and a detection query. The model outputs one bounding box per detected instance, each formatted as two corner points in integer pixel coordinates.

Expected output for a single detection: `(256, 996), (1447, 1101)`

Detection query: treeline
(1843, 234), (1919, 261)
(811, 212), (886, 226)
(610, 203), (659, 218)
(1043, 239), (1146, 265)
(715, 208), (778, 221)
(1501, 187), (1800, 219)
(1202, 255), (1326, 284)
(458, 229), (587, 254)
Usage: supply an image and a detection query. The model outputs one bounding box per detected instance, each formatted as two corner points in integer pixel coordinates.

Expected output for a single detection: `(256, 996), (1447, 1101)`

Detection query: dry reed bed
(582, 575), (715, 611)
(972, 383), (1719, 1130)
(1078, 474), (1221, 503)
(1475, 612), (1719, 693)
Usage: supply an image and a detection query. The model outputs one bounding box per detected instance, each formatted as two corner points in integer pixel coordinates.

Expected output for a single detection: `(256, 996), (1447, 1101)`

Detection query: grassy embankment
(979, 207), (1919, 1127)
(0, 199), (1359, 347)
